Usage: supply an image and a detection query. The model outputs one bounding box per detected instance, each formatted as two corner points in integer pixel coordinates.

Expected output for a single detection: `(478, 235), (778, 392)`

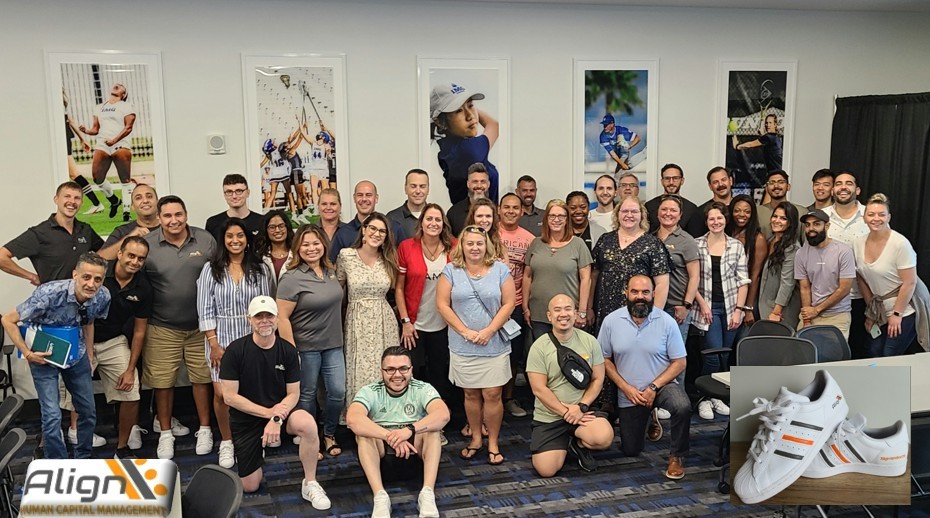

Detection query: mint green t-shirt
(525, 329), (603, 423)
(353, 379), (441, 429)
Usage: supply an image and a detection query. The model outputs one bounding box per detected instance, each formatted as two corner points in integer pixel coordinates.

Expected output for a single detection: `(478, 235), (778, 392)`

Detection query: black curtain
(830, 92), (930, 280)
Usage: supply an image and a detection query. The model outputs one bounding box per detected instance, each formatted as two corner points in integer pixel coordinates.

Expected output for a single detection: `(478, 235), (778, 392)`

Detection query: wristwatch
(272, 415), (282, 424)
(737, 305), (754, 312)
(893, 311), (902, 317)
(683, 301), (693, 310)
(577, 311), (587, 319)
(405, 423), (417, 436)
(401, 317), (412, 324)
(578, 403), (590, 413)
(648, 383), (658, 392)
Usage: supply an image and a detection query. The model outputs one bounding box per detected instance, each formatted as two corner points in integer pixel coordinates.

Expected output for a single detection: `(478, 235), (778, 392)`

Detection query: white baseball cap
(430, 82), (485, 120)
(248, 296), (278, 317)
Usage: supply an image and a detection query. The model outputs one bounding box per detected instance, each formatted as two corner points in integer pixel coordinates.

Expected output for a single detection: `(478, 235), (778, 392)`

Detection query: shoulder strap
(463, 269), (497, 321)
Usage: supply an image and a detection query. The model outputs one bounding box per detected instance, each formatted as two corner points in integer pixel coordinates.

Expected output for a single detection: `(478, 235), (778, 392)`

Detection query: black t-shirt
(205, 211), (264, 244)
(94, 264), (153, 343)
(4, 215), (104, 282)
(219, 334), (300, 424)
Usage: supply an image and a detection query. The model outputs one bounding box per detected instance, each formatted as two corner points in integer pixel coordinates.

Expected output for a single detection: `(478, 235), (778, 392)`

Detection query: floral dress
(337, 248), (399, 402)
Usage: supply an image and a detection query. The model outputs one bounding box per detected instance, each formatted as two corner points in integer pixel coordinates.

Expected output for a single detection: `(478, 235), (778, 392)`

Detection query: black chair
(797, 325), (851, 363)
(0, 428), (26, 518)
(182, 464), (243, 518)
(0, 395), (23, 437)
(736, 336), (817, 366)
(747, 319), (796, 338)
(0, 324), (16, 398)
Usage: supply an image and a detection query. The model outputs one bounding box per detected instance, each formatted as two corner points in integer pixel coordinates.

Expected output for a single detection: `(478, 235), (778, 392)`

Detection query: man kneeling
(526, 294), (614, 477)
(220, 296), (330, 510)
(347, 346), (450, 518)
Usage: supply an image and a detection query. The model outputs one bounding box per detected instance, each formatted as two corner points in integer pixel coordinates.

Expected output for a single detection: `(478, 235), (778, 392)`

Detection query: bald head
(547, 293), (577, 331)
(353, 180), (379, 218)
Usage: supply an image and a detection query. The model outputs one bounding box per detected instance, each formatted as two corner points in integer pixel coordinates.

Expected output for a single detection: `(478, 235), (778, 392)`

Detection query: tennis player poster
(717, 62), (797, 201)
(45, 51), (169, 237)
(417, 58), (510, 207)
(573, 60), (658, 208)
(242, 54), (349, 226)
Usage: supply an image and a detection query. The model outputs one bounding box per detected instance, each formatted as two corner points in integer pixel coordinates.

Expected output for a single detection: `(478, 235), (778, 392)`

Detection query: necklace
(465, 264), (486, 279)
(548, 240), (565, 255)
(271, 249), (288, 259)
(423, 240), (443, 261)
(618, 231), (642, 247)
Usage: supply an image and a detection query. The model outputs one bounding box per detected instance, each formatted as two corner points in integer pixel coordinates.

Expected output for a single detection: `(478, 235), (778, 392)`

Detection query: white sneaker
(711, 398), (730, 416)
(655, 408), (672, 420)
(372, 489), (391, 518)
(194, 427), (214, 455)
(67, 427), (106, 447)
(156, 431), (175, 460)
(802, 413), (909, 479)
(292, 436), (301, 445)
(218, 440), (235, 468)
(697, 400), (714, 420)
(153, 416), (191, 437)
(504, 399), (528, 418)
(127, 425), (147, 450)
(301, 480), (331, 510)
(418, 486), (439, 518)
(440, 431), (448, 447)
(83, 205), (104, 215)
(734, 369), (848, 504)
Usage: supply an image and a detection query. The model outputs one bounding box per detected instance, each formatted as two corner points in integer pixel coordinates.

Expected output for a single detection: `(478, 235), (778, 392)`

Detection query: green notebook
(30, 330), (72, 368)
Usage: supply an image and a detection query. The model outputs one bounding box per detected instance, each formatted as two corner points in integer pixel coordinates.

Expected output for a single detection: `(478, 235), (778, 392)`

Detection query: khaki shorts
(61, 335), (140, 410)
(801, 312), (852, 340)
(143, 324), (211, 388)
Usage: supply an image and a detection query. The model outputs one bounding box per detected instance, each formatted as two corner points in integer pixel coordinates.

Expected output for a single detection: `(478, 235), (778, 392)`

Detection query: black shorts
(231, 410), (307, 477)
(530, 419), (576, 454)
(291, 168), (305, 184)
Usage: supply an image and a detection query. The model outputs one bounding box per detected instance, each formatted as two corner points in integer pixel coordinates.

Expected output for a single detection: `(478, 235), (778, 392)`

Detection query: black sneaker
(569, 437), (596, 472)
(33, 443), (44, 460)
(115, 447), (137, 459)
(108, 196), (120, 218)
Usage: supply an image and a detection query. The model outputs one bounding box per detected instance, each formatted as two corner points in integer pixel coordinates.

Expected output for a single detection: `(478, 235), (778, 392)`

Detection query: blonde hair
(450, 227), (498, 268)
(866, 192), (890, 211)
(541, 199), (572, 244)
(612, 196), (650, 233)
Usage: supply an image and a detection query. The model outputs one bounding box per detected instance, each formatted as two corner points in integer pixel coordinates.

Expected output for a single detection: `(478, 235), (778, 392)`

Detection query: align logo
(20, 459), (178, 517)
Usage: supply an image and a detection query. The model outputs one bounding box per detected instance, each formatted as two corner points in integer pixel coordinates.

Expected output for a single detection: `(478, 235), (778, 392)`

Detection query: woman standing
(337, 213), (400, 406)
(437, 225), (515, 465)
(256, 210), (294, 284)
(196, 218), (273, 468)
(759, 202), (802, 328)
(466, 198), (506, 259)
(855, 194), (920, 357)
(276, 225), (346, 456)
(692, 203), (749, 420)
(654, 195), (699, 343)
(727, 195), (768, 327)
(523, 200), (593, 339)
(316, 188), (345, 243)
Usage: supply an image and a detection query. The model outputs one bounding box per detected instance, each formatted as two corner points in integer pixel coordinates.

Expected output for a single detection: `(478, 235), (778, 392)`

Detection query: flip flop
(324, 435), (342, 457)
(460, 446), (483, 460)
(488, 451), (505, 465)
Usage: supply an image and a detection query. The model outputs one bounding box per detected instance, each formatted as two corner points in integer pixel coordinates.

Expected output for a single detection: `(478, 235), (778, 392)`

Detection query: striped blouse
(196, 263), (273, 348)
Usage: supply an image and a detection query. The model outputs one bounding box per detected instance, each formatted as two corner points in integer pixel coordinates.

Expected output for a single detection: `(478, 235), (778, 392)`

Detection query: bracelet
(208, 336), (219, 342)
(562, 408), (570, 418)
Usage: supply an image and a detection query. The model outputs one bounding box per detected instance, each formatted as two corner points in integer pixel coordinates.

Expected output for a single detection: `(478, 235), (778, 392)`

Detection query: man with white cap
(220, 295), (330, 509)
(429, 81), (500, 204)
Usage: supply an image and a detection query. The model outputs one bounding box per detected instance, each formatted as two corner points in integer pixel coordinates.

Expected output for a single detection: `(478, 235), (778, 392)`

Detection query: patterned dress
(592, 231), (670, 331)
(337, 248), (399, 403)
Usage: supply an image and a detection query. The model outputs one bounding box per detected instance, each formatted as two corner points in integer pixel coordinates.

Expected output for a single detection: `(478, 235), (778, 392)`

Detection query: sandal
(488, 451), (505, 465)
(460, 445), (483, 460)
(324, 435), (342, 457)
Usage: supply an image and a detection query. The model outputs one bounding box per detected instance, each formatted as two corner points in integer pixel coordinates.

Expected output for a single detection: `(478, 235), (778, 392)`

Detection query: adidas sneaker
(802, 413), (908, 479)
(733, 369), (848, 504)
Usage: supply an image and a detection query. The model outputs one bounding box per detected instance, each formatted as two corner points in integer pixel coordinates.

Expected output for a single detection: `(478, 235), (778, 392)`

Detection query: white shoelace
(735, 397), (795, 464)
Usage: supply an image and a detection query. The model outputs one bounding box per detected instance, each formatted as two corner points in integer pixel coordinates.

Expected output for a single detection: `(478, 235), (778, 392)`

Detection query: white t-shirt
(589, 209), (614, 232)
(415, 253), (448, 332)
(824, 203), (869, 299)
(853, 230), (917, 318)
(96, 100), (135, 146)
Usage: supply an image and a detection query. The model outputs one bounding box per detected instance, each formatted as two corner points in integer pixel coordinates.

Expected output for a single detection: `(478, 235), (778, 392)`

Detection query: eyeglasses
(619, 183), (639, 189)
(766, 180), (787, 186)
(619, 209), (641, 215)
(547, 214), (567, 221)
(365, 225), (388, 236)
(267, 223), (288, 231)
(251, 314), (276, 322)
(224, 188), (247, 197)
(463, 225), (487, 234)
(382, 366), (412, 375)
(662, 176), (683, 182)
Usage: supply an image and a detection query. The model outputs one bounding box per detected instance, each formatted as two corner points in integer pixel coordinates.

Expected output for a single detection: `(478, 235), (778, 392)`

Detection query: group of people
(0, 158), (924, 516)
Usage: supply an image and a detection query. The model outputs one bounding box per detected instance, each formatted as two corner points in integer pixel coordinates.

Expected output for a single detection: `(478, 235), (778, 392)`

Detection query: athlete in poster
(599, 114), (641, 174)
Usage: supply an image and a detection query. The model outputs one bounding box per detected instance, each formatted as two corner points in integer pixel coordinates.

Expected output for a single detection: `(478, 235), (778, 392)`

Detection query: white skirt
(449, 352), (512, 389)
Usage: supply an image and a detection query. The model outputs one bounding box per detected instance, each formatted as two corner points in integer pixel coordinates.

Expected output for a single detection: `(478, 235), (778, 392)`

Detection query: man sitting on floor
(347, 346), (450, 518)
(219, 296), (330, 510)
(526, 293), (613, 476)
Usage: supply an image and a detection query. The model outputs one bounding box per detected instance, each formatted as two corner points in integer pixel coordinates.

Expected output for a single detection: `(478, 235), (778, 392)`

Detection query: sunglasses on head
(463, 225), (487, 234)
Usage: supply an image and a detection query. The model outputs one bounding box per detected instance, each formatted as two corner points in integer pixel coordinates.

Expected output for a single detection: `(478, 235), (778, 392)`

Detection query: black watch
(578, 403), (589, 413)
(401, 317), (412, 324)
(683, 301), (693, 310)
(272, 415), (282, 424)
(648, 383), (658, 392)
(893, 311), (902, 317)
(405, 423), (417, 436)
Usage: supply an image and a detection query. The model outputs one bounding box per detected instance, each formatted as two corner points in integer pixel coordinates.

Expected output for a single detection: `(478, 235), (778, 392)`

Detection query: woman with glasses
(337, 213), (401, 411)
(759, 202), (802, 328)
(256, 210), (294, 284)
(465, 198), (506, 259)
(437, 225), (516, 465)
(523, 200), (593, 339)
(277, 225), (346, 457)
(727, 194), (768, 327)
(196, 218), (273, 468)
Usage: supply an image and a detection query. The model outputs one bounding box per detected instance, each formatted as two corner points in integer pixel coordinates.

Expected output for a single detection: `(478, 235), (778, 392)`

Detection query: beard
(806, 230), (827, 246)
(627, 298), (653, 318)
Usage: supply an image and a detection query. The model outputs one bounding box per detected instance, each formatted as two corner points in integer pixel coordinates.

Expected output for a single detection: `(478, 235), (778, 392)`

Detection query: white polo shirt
(823, 202), (869, 299)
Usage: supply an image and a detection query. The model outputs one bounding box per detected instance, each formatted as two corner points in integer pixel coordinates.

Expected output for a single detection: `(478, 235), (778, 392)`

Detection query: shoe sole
(665, 469), (684, 480)
(803, 461), (906, 479)
(568, 440), (596, 472)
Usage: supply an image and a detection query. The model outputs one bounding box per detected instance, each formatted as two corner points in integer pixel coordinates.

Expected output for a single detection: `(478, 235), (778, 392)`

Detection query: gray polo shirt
(659, 227), (699, 308)
(144, 226), (216, 330)
(794, 240), (857, 315)
(519, 206), (544, 237)
(276, 264), (344, 352)
(386, 203), (419, 243)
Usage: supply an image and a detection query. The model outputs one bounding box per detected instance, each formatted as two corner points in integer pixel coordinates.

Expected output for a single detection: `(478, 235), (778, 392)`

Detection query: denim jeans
(617, 382), (691, 457)
(665, 307), (691, 385)
(702, 305), (736, 375)
(298, 348), (346, 437)
(31, 353), (96, 459)
(868, 313), (917, 358)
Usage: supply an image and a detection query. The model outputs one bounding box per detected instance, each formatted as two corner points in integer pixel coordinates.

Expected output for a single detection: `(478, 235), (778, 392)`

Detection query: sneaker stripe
(782, 434), (814, 446)
(789, 420), (824, 431)
(844, 440), (866, 463)
(774, 450), (805, 460)
(819, 449), (835, 467)
(830, 444), (851, 463)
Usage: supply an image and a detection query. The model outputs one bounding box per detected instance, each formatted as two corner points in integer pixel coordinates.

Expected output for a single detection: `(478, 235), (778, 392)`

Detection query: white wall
(2, 0), (929, 391)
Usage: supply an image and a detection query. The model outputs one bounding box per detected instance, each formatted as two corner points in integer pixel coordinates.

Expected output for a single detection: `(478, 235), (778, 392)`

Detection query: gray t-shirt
(660, 227), (699, 308)
(276, 265), (345, 352)
(794, 240), (857, 315)
(525, 237), (593, 321)
(102, 220), (160, 250)
(144, 226), (216, 330)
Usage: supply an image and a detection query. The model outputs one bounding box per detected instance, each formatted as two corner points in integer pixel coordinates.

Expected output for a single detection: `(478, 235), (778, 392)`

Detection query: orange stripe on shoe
(831, 444), (850, 463)
(782, 435), (814, 446)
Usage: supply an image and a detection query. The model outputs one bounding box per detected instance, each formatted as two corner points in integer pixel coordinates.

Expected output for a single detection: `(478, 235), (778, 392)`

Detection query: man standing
(600, 114), (641, 173)
(566, 191), (606, 251)
(617, 172), (640, 201)
(205, 174), (264, 243)
(822, 171), (870, 355)
(757, 170), (807, 238)
(589, 175), (616, 232)
(526, 294), (613, 477)
(98, 183), (160, 259)
(1, 252), (111, 459)
(143, 196), (217, 459)
(599, 275), (690, 480)
(809, 169), (834, 211)
(695, 167), (735, 236)
(447, 163), (491, 237)
(220, 296), (330, 509)
(645, 164), (701, 236)
(516, 175), (543, 237)
(347, 346), (449, 518)
(795, 209), (857, 339)
(387, 169), (430, 241)
(329, 180), (405, 262)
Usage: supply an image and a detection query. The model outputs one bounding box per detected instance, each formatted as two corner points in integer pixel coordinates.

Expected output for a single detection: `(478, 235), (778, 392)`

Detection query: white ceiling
(434, 0), (930, 12)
